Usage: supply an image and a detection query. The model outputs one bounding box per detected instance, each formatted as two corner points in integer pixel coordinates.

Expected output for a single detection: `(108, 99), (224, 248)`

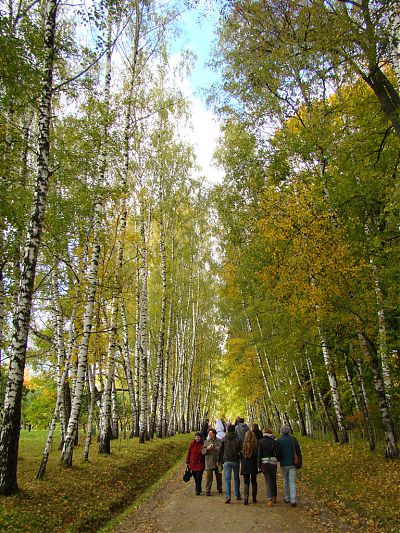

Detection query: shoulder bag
(292, 437), (302, 469)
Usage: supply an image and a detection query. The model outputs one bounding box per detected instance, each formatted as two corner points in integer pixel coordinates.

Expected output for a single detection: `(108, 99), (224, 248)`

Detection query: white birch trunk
(138, 201), (149, 443)
(251, 309), (281, 428)
(120, 300), (138, 437)
(316, 318), (348, 443)
(99, 295), (118, 453)
(388, 0), (400, 85)
(371, 267), (393, 398)
(83, 365), (96, 461)
(111, 380), (119, 439)
(352, 354), (375, 451)
(159, 299), (173, 437)
(357, 332), (398, 458)
(61, 12), (112, 467)
(0, 263), (5, 366)
(150, 213), (167, 437)
(307, 356), (339, 442)
(185, 275), (199, 432)
(294, 361), (312, 436)
(0, 0), (58, 495)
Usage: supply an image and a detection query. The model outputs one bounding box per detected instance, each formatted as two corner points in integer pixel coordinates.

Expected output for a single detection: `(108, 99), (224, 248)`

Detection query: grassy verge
(0, 430), (192, 532)
(298, 436), (400, 532)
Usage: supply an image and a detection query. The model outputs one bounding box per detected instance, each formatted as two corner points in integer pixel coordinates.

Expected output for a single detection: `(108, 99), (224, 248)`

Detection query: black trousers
(192, 470), (204, 493)
(243, 472), (257, 486)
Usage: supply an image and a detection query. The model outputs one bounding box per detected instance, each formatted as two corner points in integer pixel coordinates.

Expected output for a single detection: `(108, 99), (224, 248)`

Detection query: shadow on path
(115, 462), (353, 533)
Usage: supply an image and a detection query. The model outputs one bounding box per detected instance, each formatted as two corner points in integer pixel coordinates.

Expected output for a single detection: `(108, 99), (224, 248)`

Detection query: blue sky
(167, 1), (224, 184)
(170, 2), (222, 99)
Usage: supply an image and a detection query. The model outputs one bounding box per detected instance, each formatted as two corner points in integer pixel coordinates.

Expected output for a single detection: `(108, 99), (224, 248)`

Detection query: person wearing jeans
(218, 424), (242, 503)
(223, 460), (241, 501)
(280, 465), (297, 504)
(275, 426), (302, 507)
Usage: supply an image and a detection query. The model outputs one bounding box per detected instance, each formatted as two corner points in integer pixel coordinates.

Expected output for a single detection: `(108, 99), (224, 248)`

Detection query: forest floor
(108, 461), (355, 533)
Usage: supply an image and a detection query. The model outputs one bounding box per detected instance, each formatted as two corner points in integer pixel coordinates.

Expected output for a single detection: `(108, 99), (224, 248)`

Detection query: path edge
(98, 454), (186, 532)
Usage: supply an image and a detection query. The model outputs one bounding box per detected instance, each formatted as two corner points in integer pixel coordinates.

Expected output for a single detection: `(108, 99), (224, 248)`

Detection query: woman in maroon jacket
(186, 432), (205, 495)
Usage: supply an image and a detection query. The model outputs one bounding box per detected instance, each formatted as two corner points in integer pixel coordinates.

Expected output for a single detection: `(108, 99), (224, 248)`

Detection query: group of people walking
(185, 417), (302, 508)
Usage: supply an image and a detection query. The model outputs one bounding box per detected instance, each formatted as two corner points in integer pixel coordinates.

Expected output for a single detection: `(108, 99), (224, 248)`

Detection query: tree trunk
(388, 0), (400, 86)
(138, 202), (149, 443)
(0, 264), (5, 367)
(98, 295), (118, 454)
(159, 299), (173, 437)
(357, 332), (398, 458)
(61, 10), (112, 466)
(353, 354), (375, 451)
(294, 361), (312, 436)
(120, 300), (138, 437)
(83, 365), (96, 461)
(307, 356), (339, 442)
(0, 0), (58, 495)
(150, 214), (167, 437)
(317, 321), (348, 443)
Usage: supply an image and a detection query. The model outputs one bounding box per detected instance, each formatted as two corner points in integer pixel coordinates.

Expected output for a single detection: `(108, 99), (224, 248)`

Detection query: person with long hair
(240, 430), (259, 505)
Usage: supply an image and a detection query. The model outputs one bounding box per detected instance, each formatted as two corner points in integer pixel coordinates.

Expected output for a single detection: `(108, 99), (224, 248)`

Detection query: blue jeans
(224, 461), (240, 499)
(281, 465), (297, 503)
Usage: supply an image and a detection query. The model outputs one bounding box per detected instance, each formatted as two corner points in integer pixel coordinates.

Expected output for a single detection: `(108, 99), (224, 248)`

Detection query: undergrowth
(0, 430), (191, 532)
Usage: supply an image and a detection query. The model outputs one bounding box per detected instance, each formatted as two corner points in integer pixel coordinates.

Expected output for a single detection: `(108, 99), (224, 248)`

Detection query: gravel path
(113, 461), (355, 533)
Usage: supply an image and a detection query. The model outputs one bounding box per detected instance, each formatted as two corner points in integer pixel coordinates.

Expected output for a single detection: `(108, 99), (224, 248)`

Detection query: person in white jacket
(215, 418), (226, 440)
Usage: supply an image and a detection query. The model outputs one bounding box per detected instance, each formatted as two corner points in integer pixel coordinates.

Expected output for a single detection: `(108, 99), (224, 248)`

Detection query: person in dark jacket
(275, 426), (302, 507)
(186, 432), (205, 495)
(235, 417), (250, 442)
(218, 424), (242, 503)
(252, 423), (263, 440)
(258, 428), (278, 507)
(241, 430), (259, 505)
(200, 418), (209, 441)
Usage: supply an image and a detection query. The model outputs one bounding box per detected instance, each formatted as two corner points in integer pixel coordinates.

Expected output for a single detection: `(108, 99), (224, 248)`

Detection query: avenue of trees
(0, 0), (399, 503)
(0, 0), (222, 495)
(213, 0), (399, 459)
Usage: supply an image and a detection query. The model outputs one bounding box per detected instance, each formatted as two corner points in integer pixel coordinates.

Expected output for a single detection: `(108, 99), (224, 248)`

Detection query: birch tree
(0, 0), (58, 495)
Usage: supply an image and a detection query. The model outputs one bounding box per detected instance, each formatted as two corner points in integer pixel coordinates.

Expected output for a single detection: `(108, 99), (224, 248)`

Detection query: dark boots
(252, 482), (257, 503)
(244, 484), (249, 505)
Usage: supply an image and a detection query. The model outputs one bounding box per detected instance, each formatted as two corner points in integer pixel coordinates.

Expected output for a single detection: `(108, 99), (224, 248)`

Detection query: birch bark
(83, 364), (96, 461)
(61, 11), (112, 467)
(120, 300), (138, 437)
(138, 201), (149, 443)
(352, 354), (375, 451)
(0, 0), (58, 495)
(150, 210), (167, 437)
(357, 332), (398, 458)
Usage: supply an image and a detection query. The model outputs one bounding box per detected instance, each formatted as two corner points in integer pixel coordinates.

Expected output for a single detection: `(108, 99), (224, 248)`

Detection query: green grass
(0, 430), (192, 532)
(298, 435), (400, 532)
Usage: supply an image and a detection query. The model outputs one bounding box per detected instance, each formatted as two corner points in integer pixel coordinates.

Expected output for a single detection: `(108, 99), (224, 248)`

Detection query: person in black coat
(240, 430), (259, 505)
(252, 423), (263, 440)
(200, 418), (209, 441)
(258, 428), (278, 506)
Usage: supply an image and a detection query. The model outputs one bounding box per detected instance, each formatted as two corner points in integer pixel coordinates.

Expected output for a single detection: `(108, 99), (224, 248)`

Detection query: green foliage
(22, 375), (57, 430)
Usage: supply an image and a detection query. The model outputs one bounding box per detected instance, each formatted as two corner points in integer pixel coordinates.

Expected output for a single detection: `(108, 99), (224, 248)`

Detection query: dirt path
(114, 462), (354, 533)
